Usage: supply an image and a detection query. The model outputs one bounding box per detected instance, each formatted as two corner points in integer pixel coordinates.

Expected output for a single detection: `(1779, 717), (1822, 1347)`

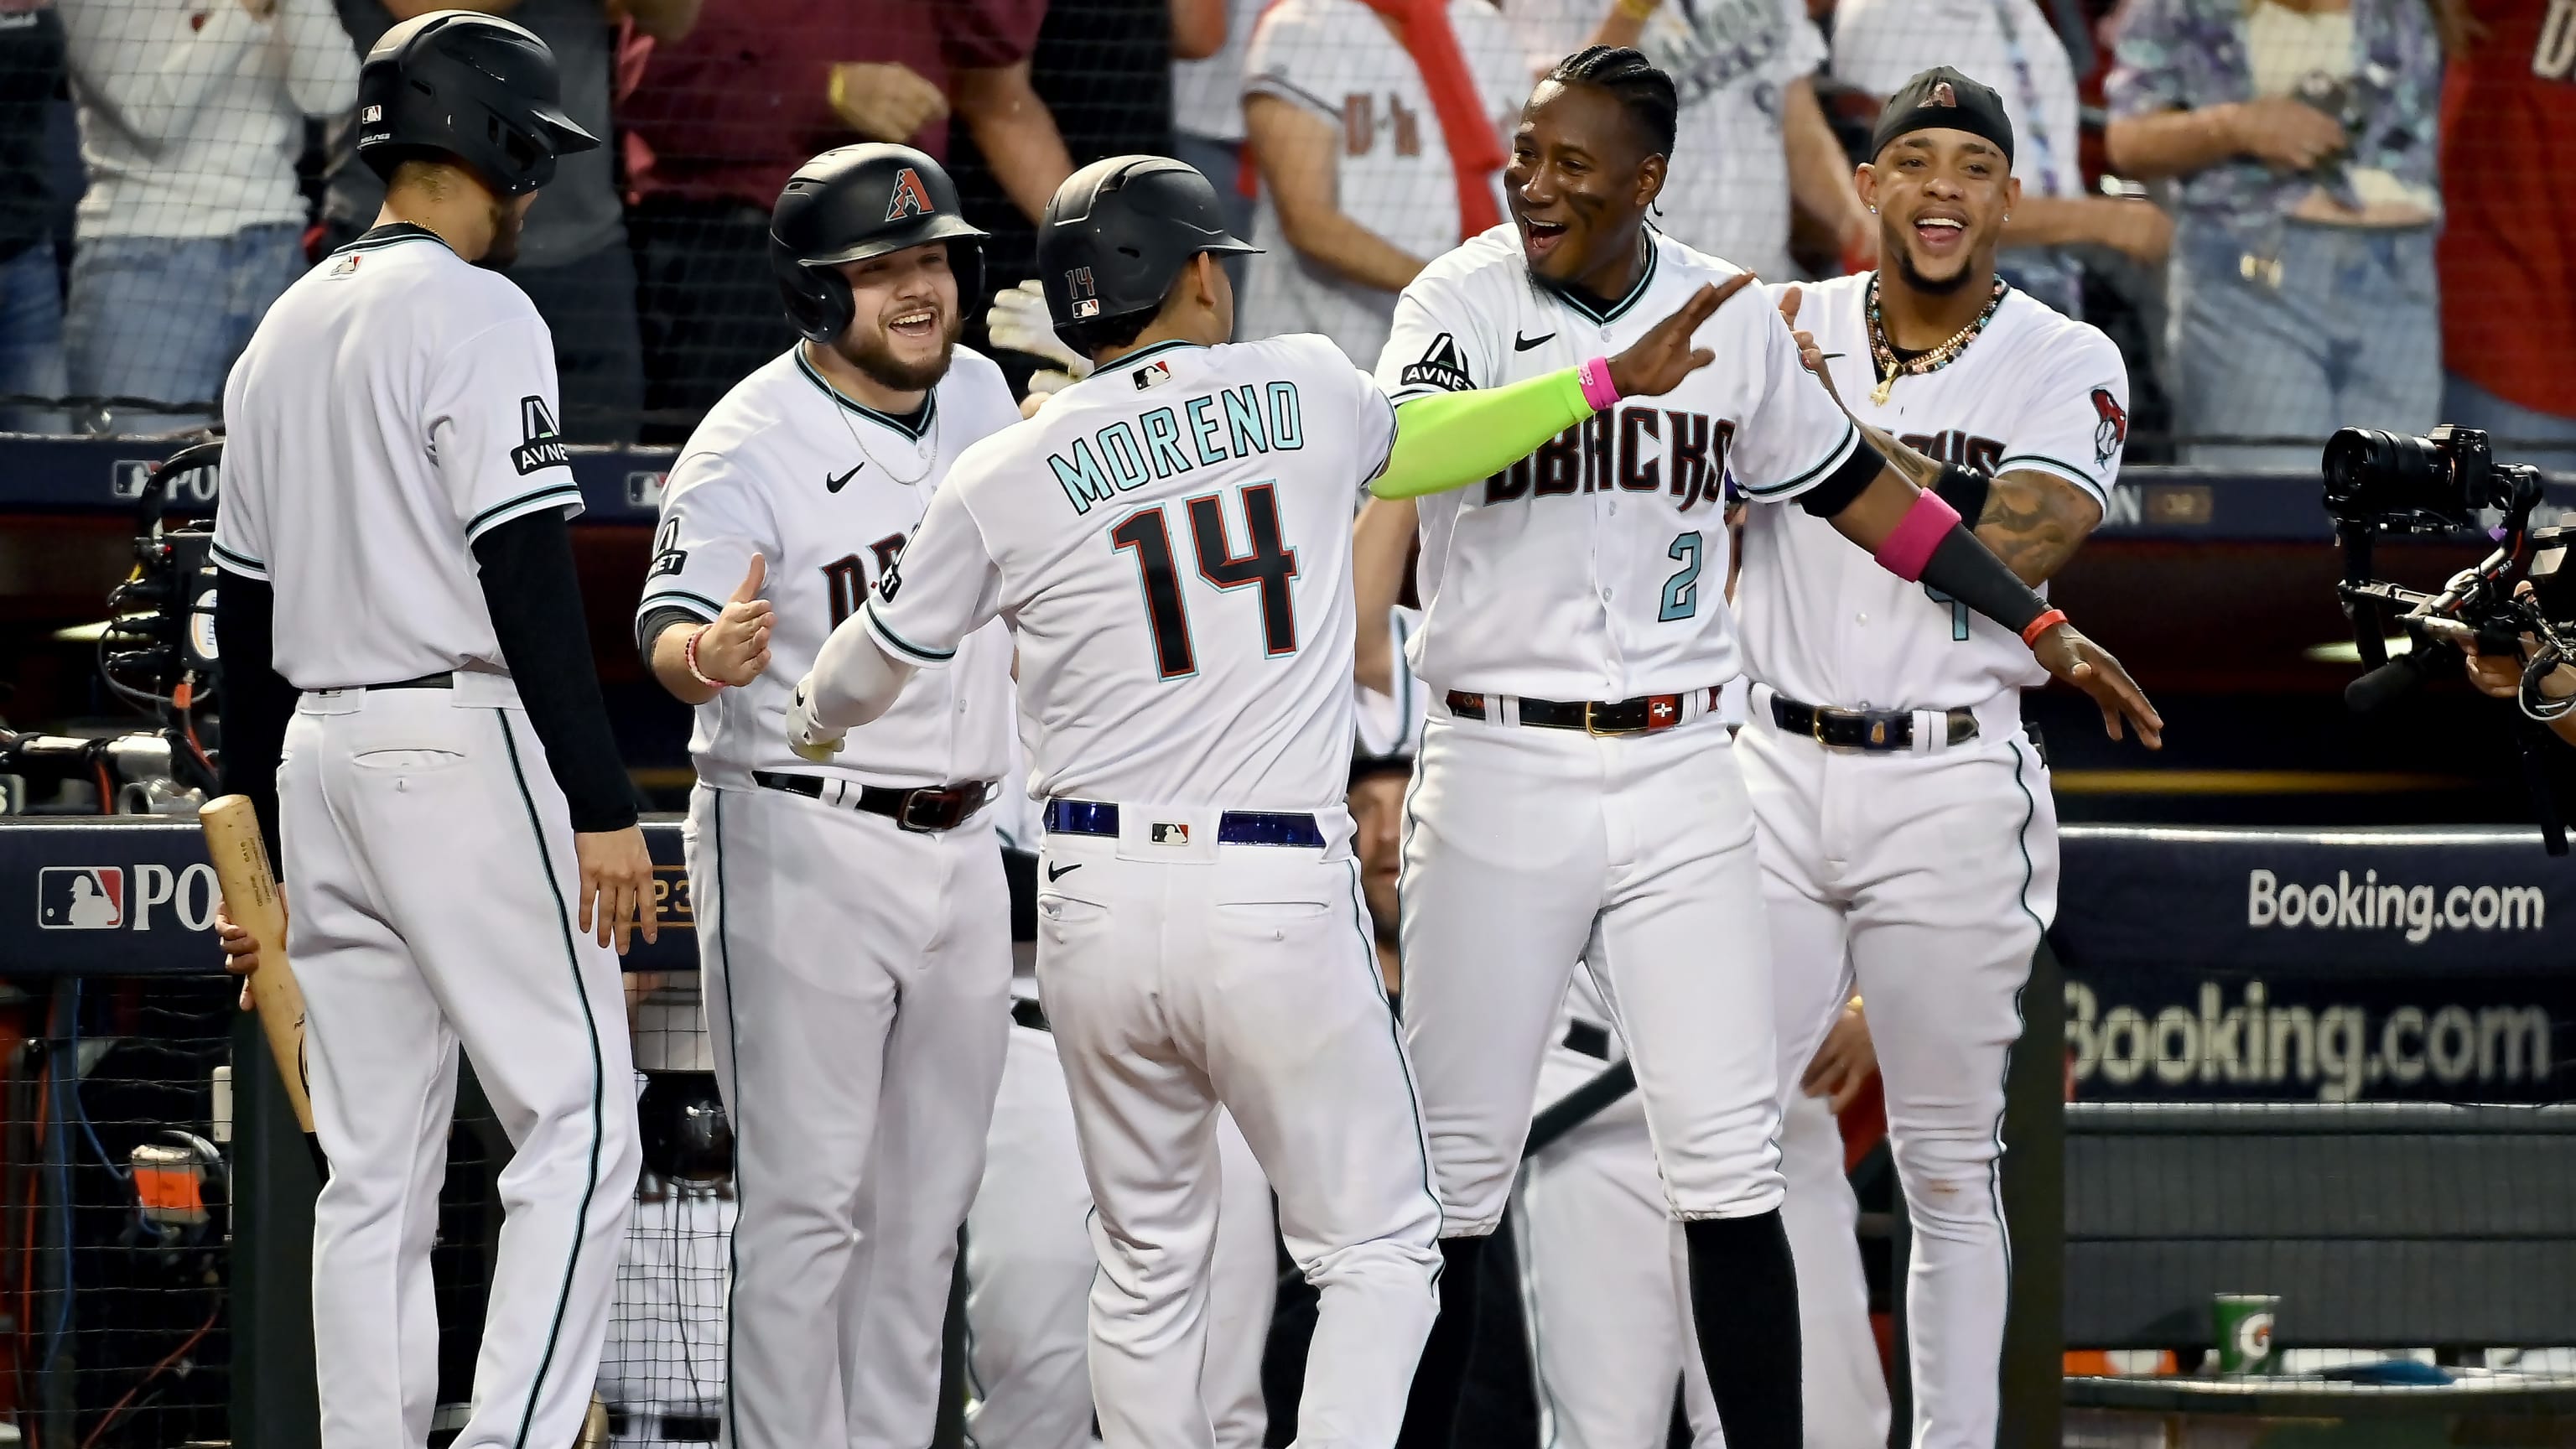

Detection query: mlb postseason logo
(39, 867), (124, 929)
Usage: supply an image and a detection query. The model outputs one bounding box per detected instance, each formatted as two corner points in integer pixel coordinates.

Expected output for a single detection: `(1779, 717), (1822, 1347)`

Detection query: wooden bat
(199, 795), (318, 1143)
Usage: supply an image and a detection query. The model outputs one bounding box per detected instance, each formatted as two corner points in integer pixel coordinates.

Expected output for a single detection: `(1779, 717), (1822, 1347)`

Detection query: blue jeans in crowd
(2442, 372), (2576, 475)
(64, 222), (301, 434)
(0, 242), (66, 434)
(2168, 215), (2438, 470)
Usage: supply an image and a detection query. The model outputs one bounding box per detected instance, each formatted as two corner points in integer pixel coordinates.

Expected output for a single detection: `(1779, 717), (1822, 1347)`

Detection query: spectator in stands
(2105, 0), (2450, 468)
(1169, 0), (1264, 284)
(0, 0), (65, 433)
(56, 0), (356, 434)
(1504, 0), (1876, 281)
(1830, 0), (2172, 317)
(1237, 0), (1526, 366)
(318, 0), (700, 444)
(2435, 0), (2574, 469)
(621, 2), (1072, 441)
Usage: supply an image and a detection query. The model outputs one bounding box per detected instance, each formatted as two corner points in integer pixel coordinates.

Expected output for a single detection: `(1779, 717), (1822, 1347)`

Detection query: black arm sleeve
(213, 570), (298, 854)
(472, 508), (641, 833)
(1916, 522), (2051, 637)
(636, 605), (703, 675)
(1794, 440), (1887, 517)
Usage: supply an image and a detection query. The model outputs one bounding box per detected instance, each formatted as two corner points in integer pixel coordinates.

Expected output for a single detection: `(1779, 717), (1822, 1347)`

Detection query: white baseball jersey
(1736, 273), (2128, 709)
(1504, 0), (1825, 279)
(636, 345), (1021, 789)
(216, 223), (583, 688)
(1830, 0), (2085, 204)
(1237, 0), (1528, 366)
(1376, 225), (1869, 700)
(861, 334), (1397, 809)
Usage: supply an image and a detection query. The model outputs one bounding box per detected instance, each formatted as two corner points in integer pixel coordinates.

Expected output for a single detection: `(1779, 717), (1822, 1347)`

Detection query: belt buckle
(897, 786), (969, 833)
(1583, 700), (1635, 737)
(1809, 709), (1834, 747)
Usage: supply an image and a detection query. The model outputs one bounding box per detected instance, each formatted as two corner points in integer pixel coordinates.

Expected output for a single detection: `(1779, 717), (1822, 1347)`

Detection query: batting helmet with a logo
(771, 144), (989, 344)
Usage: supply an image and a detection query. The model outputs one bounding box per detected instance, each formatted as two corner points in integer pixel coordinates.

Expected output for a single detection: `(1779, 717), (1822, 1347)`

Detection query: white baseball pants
(1514, 1037), (1888, 1449)
(281, 678), (641, 1449)
(1399, 714), (1784, 1235)
(686, 782), (1011, 1449)
(1034, 806), (1441, 1449)
(964, 1002), (1275, 1449)
(1742, 703), (2056, 1449)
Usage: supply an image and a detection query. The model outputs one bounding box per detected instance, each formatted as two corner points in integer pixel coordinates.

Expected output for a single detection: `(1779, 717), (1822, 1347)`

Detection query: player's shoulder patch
(508, 395), (570, 475)
(1399, 332), (1475, 393)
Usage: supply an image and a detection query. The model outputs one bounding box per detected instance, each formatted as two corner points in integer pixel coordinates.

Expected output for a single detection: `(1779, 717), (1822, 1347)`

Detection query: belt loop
(1498, 694), (1520, 729)
(1911, 709), (1943, 756)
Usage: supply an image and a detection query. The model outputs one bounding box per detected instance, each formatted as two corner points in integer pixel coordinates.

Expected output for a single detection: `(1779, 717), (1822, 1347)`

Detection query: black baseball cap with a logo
(1869, 65), (2016, 165)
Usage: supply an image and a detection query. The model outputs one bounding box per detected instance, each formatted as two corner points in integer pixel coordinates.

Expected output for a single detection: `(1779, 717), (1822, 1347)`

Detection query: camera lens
(2323, 428), (2454, 517)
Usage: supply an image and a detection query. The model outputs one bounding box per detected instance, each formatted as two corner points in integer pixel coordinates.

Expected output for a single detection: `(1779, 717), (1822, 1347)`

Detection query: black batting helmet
(771, 145), (989, 344)
(636, 1072), (733, 1184)
(355, 12), (597, 198)
(1036, 156), (1259, 351)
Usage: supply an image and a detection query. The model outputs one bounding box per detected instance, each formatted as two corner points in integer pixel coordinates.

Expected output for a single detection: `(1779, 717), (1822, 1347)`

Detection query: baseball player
(1235, 0), (1529, 364)
(208, 14), (646, 1447)
(1350, 520), (1890, 1449)
(631, 144), (1022, 1449)
(788, 154), (1446, 1449)
(1735, 68), (2132, 1449)
(1362, 46), (2158, 1449)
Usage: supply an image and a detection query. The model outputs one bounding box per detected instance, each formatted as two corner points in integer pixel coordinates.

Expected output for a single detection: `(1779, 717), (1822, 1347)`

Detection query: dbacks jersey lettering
(636, 345), (1021, 789)
(1375, 226), (1868, 700)
(1735, 275), (2128, 710)
(862, 334), (1398, 809)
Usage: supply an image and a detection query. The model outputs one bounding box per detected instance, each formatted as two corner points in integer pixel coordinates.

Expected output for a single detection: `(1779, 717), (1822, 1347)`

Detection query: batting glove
(785, 675), (846, 763)
(986, 280), (1092, 380)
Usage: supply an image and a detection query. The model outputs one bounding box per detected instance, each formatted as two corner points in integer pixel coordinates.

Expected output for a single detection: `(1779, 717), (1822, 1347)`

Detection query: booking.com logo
(2246, 868), (2546, 944)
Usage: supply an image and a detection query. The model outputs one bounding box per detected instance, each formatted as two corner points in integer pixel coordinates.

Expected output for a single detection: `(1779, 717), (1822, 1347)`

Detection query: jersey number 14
(1110, 483), (1300, 680)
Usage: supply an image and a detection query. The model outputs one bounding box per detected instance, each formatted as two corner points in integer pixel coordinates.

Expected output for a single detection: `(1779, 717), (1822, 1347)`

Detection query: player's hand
(829, 60), (949, 143)
(2226, 96), (2346, 171)
(1607, 273), (1755, 399)
(1800, 1001), (1878, 1115)
(2033, 622), (2163, 749)
(988, 281), (1093, 377)
(574, 825), (659, 955)
(1776, 285), (1848, 409)
(216, 906), (262, 1010)
(697, 554), (774, 686)
(786, 674), (847, 763)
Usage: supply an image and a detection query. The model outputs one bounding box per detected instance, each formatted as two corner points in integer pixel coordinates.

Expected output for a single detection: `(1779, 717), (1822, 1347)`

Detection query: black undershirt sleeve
(636, 606), (704, 675)
(1916, 524), (2051, 636)
(213, 570), (298, 854)
(472, 508), (641, 833)
(1794, 439), (1886, 517)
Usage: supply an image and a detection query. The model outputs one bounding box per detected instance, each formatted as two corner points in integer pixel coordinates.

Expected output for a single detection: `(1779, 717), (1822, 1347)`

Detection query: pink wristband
(1874, 488), (1961, 582)
(1576, 356), (1621, 412)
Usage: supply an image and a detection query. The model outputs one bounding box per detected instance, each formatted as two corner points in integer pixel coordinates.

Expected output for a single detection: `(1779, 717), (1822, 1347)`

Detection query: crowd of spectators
(0, 0), (2564, 465)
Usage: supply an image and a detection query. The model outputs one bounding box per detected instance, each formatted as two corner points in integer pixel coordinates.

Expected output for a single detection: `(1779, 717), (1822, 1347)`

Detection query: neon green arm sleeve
(1369, 366), (1597, 500)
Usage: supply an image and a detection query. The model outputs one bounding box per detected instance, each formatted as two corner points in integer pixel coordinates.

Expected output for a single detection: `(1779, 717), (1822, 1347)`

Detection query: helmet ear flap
(776, 256), (854, 344)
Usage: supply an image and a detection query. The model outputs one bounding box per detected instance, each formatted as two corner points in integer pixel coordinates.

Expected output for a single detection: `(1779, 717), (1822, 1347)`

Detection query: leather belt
(1768, 693), (1976, 753)
(1444, 687), (1721, 736)
(752, 771), (998, 832)
(1042, 799), (1326, 849)
(366, 672), (454, 691)
(1011, 998), (1049, 1033)
(1562, 1021), (1612, 1061)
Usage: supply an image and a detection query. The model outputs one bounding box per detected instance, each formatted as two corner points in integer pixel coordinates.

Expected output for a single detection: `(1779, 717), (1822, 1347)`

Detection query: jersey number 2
(1110, 483), (1300, 680)
(1659, 532), (1703, 622)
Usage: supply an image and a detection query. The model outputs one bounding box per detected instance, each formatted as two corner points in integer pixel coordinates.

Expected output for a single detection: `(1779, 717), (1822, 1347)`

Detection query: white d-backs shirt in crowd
(1830, 0), (2084, 205)
(1374, 226), (1866, 700)
(1736, 273), (2128, 709)
(861, 335), (1396, 810)
(1505, 0), (1824, 280)
(214, 225), (583, 688)
(636, 345), (1021, 790)
(1171, 0), (1270, 143)
(1236, 0), (1529, 365)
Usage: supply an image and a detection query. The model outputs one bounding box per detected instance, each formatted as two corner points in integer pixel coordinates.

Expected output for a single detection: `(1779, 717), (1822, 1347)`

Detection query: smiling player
(1363, 47), (2160, 1449)
(1735, 68), (2135, 1449)
(633, 143), (1024, 1449)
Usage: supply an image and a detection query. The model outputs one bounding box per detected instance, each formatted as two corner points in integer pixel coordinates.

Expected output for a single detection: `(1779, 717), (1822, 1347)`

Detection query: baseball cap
(1869, 66), (2016, 167)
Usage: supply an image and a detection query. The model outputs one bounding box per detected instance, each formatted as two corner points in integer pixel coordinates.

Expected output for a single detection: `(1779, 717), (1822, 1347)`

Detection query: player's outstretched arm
(1372, 275), (1758, 501)
(646, 555), (775, 706)
(787, 615), (919, 762)
(1353, 496), (1418, 694)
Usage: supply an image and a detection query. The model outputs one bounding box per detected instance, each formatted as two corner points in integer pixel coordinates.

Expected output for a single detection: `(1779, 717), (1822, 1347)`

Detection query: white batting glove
(785, 675), (846, 763)
(986, 280), (1092, 379)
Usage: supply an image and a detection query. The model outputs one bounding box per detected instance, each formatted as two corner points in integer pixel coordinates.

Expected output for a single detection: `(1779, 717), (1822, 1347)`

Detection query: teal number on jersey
(1924, 584), (1970, 641)
(1660, 531), (1704, 622)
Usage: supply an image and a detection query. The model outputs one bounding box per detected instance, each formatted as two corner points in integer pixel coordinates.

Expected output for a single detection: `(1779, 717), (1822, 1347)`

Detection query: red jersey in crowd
(2438, 0), (2576, 417)
(621, 0), (1046, 207)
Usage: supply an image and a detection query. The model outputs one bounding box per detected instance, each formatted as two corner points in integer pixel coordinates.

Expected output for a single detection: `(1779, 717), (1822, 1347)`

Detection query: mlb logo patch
(1930, 81), (1958, 106)
(1133, 359), (1171, 390)
(361, 105), (382, 123)
(39, 867), (124, 930)
(328, 252), (362, 277)
(1150, 822), (1191, 846)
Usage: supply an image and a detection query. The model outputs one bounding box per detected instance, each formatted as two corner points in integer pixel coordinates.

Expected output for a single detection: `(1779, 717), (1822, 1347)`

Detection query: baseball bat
(200, 795), (325, 1168)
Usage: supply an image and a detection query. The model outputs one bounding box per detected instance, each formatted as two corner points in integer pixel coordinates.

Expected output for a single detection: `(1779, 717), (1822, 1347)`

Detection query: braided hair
(1545, 45), (1679, 160)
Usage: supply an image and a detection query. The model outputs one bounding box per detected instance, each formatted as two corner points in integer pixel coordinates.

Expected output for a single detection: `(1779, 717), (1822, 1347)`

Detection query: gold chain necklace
(1867, 275), (2008, 408)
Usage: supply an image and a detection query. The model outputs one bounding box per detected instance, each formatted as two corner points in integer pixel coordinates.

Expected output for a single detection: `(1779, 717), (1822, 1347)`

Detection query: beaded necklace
(1867, 274), (2008, 407)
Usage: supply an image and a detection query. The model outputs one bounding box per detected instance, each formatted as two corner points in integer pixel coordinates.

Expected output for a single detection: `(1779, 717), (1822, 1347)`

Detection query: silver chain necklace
(810, 344), (940, 487)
